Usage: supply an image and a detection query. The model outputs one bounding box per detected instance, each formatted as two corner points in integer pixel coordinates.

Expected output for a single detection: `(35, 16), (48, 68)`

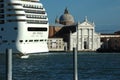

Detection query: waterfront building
(98, 33), (120, 52)
(48, 8), (120, 52)
(47, 38), (65, 51)
(114, 30), (120, 34)
(70, 17), (101, 51)
(49, 24), (63, 38)
(49, 8), (101, 51)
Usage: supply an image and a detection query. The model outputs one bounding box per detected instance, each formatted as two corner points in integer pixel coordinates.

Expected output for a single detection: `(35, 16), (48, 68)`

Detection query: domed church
(55, 8), (75, 25)
(49, 8), (75, 38)
(49, 8), (101, 51)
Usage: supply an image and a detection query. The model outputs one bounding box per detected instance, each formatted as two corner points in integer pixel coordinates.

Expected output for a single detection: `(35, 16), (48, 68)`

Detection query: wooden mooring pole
(6, 49), (12, 80)
(73, 47), (78, 80)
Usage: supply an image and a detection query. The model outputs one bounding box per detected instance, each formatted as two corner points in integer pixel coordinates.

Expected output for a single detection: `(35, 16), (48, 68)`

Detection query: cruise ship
(0, 0), (49, 54)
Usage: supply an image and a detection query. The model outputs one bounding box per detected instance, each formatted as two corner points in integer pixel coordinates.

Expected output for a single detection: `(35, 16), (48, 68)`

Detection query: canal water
(0, 52), (120, 80)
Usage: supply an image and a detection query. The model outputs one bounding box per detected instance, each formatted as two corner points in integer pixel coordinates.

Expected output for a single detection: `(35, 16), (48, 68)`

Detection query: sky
(41, 0), (120, 33)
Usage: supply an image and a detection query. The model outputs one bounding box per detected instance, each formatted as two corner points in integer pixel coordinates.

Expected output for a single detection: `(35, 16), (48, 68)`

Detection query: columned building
(49, 8), (101, 51)
(70, 17), (101, 51)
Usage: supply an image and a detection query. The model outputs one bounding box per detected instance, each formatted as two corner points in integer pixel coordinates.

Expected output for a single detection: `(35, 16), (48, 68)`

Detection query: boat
(20, 54), (29, 59)
(16, 53), (29, 59)
(0, 0), (49, 54)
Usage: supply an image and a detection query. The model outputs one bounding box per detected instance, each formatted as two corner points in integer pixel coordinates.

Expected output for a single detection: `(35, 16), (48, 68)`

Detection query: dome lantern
(64, 8), (69, 14)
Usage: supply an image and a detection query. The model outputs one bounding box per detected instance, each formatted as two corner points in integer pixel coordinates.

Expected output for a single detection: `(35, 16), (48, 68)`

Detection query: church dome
(59, 8), (74, 25)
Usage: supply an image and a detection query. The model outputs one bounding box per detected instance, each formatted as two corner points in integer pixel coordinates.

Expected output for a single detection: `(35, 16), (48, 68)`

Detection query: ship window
(26, 15), (47, 19)
(7, 14), (25, 17)
(7, 19), (25, 22)
(34, 40), (39, 42)
(25, 40), (28, 42)
(8, 3), (21, 6)
(14, 27), (18, 30)
(7, 9), (23, 11)
(29, 1), (38, 2)
(40, 40), (43, 41)
(29, 40), (33, 42)
(19, 40), (23, 42)
(27, 20), (48, 24)
(28, 27), (47, 31)
(25, 10), (45, 14)
(23, 4), (43, 9)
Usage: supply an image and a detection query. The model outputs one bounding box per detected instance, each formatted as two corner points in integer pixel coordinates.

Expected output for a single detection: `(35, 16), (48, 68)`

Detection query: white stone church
(70, 17), (101, 51)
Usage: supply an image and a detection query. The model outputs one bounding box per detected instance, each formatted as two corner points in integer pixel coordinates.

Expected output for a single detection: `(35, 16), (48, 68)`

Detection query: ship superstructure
(0, 0), (49, 54)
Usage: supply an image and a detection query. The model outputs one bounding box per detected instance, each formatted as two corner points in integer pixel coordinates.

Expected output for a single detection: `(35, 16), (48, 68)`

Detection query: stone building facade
(70, 17), (101, 51)
(48, 8), (101, 51)
(47, 38), (65, 51)
(97, 34), (120, 52)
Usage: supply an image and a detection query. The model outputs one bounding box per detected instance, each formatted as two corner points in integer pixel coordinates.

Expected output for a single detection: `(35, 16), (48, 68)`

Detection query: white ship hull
(0, 0), (49, 54)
